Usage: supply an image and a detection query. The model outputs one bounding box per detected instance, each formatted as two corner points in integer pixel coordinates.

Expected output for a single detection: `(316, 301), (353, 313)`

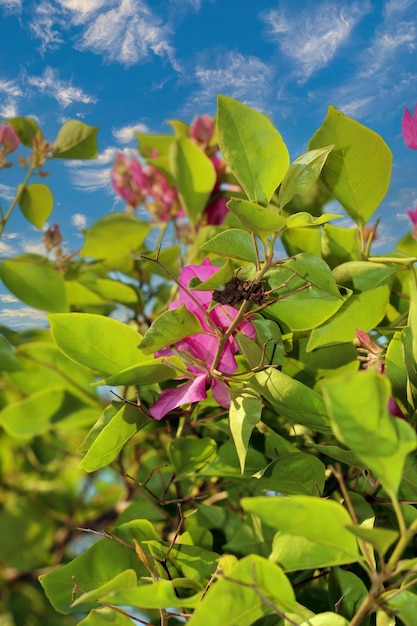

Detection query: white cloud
(29, 1), (64, 54)
(0, 293), (18, 303)
(328, 12), (417, 119)
(0, 183), (16, 202)
(260, 1), (371, 82)
(26, 67), (97, 108)
(112, 122), (150, 143)
(0, 78), (23, 118)
(0, 0), (21, 12)
(0, 306), (47, 328)
(190, 51), (272, 112)
(73, 0), (179, 69)
(71, 213), (87, 229)
(384, 0), (417, 17)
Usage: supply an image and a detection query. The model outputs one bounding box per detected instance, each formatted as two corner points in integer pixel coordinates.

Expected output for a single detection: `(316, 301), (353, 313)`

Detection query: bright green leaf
(256, 452), (326, 496)
(7, 116), (40, 146)
(383, 589), (417, 626)
(52, 120), (98, 159)
(1, 255), (68, 312)
(200, 228), (257, 262)
(309, 105), (392, 223)
(49, 312), (143, 375)
(307, 286), (390, 351)
(229, 391), (262, 473)
(139, 305), (203, 354)
(71, 570), (137, 608)
(321, 369), (417, 495)
(217, 94), (290, 206)
(242, 495), (360, 561)
(279, 146), (334, 209)
(345, 526), (398, 555)
(270, 532), (357, 571)
(170, 138), (216, 226)
(18, 183), (53, 228)
(0, 387), (65, 438)
(79, 402), (149, 472)
(253, 368), (331, 433)
(80, 213), (150, 264)
(227, 199), (286, 240)
(187, 554), (299, 626)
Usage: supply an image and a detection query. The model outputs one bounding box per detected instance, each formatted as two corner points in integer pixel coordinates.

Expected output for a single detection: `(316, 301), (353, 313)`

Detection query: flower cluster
(149, 260), (255, 420)
(111, 114), (235, 226)
(111, 153), (180, 221)
(0, 124), (19, 168)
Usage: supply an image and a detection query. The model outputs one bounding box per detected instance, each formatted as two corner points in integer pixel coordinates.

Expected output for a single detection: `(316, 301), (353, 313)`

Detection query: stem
(0, 163), (36, 235)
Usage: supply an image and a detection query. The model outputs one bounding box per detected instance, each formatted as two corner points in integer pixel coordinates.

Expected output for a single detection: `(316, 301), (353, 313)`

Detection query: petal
(178, 261), (217, 311)
(212, 380), (232, 408)
(149, 375), (208, 420)
(402, 107), (417, 149)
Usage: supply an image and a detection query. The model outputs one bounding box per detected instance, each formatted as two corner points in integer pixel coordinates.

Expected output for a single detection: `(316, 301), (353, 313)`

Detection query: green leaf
(253, 368), (331, 433)
(242, 495), (360, 561)
(255, 452), (326, 496)
(190, 259), (235, 290)
(94, 358), (181, 387)
(187, 555), (298, 626)
(0, 336), (21, 371)
(100, 580), (201, 610)
(200, 228), (257, 262)
(136, 132), (174, 159)
(227, 199), (286, 240)
(285, 253), (342, 297)
(71, 570), (137, 608)
(0, 255), (68, 312)
(170, 138), (216, 226)
(322, 223), (361, 267)
(49, 312), (144, 375)
(52, 120), (99, 159)
(0, 387), (65, 438)
(286, 212), (341, 228)
(39, 520), (158, 614)
(321, 369), (417, 495)
(217, 94), (290, 206)
(138, 305), (203, 354)
(307, 286), (390, 351)
(279, 146), (334, 209)
(383, 589), (417, 626)
(332, 261), (398, 293)
(79, 403), (149, 472)
(18, 183), (53, 228)
(229, 391), (262, 474)
(80, 213), (151, 265)
(78, 607), (134, 625)
(345, 526), (398, 555)
(7, 116), (40, 146)
(270, 532), (357, 571)
(329, 568), (369, 626)
(309, 105), (392, 223)
(168, 437), (217, 478)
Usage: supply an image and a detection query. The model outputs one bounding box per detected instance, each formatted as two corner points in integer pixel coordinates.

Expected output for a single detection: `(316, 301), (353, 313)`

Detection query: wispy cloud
(112, 121), (150, 143)
(188, 50), (272, 113)
(384, 0), (417, 17)
(65, 146), (117, 192)
(0, 0), (21, 12)
(0, 78), (23, 118)
(260, 1), (371, 82)
(328, 8), (417, 120)
(26, 66), (97, 108)
(71, 212), (87, 229)
(72, 0), (179, 69)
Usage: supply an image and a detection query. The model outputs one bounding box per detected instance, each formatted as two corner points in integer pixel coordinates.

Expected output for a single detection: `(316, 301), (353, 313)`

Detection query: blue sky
(1, 0), (417, 326)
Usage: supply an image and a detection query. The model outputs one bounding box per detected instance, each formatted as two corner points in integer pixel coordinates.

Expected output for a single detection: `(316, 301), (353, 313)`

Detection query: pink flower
(407, 206), (417, 239)
(111, 154), (147, 209)
(142, 164), (182, 222)
(190, 115), (214, 145)
(402, 104), (417, 150)
(149, 260), (255, 420)
(0, 124), (20, 168)
(0, 124), (19, 155)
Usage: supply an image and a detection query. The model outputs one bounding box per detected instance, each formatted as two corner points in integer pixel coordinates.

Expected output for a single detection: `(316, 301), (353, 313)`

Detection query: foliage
(1, 96), (417, 626)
